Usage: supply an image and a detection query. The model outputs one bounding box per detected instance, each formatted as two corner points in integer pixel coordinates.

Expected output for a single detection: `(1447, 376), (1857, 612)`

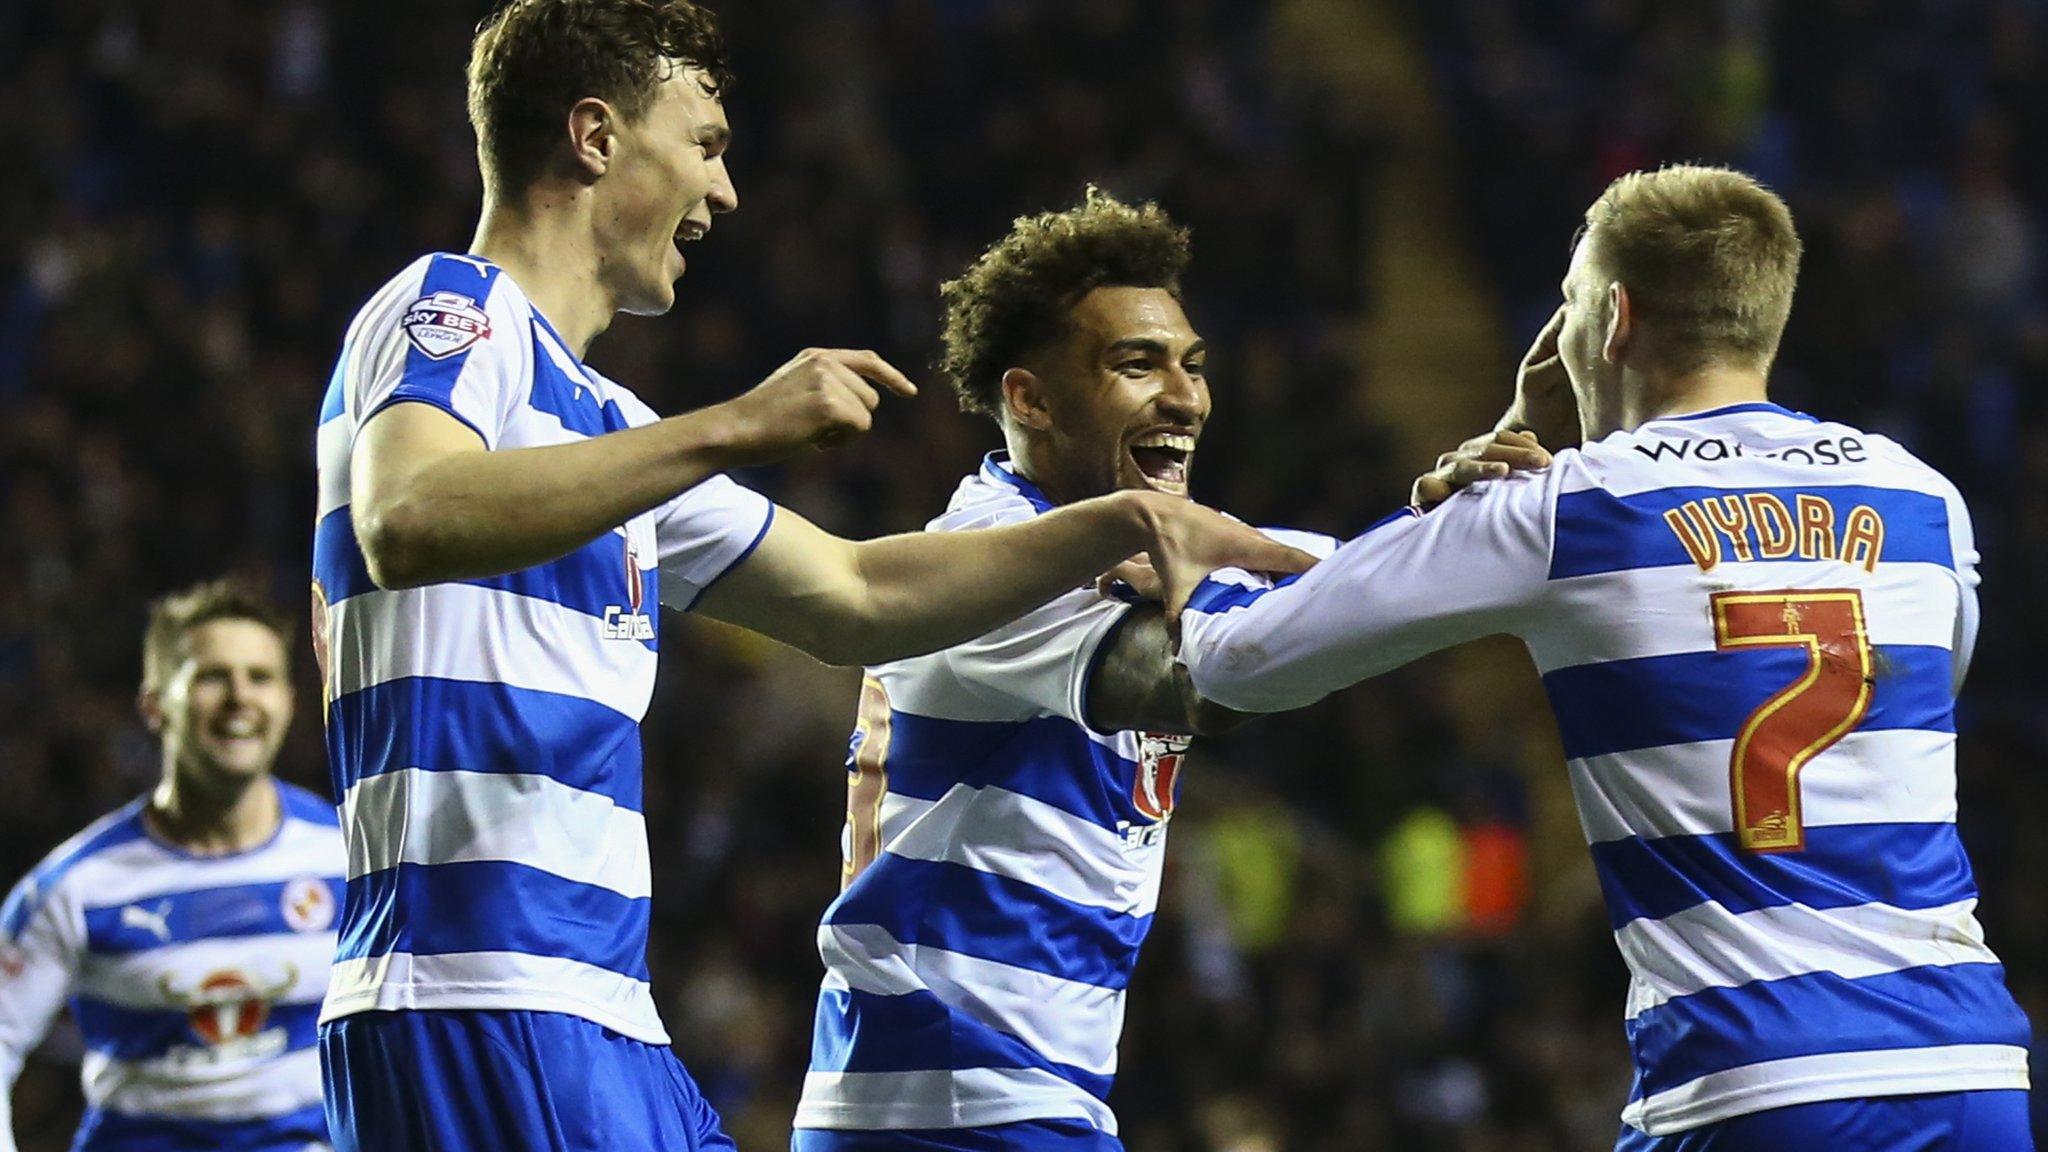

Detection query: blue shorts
(1615, 1091), (2034, 1152)
(792, 1118), (1121, 1152)
(320, 1009), (735, 1152)
(73, 1104), (329, 1151)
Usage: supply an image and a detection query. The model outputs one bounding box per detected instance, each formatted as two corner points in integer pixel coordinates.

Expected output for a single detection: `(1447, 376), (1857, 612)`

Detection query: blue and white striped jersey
(797, 455), (1331, 1136)
(0, 782), (343, 1152)
(1178, 403), (2029, 1136)
(312, 253), (775, 1044)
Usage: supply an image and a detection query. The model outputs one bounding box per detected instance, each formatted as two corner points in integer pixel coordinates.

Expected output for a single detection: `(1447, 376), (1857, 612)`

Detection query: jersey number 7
(1711, 590), (1874, 853)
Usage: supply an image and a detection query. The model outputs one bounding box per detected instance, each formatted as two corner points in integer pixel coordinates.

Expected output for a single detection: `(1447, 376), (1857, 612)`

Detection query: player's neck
(147, 769), (281, 856)
(471, 193), (616, 356)
(1617, 364), (1770, 434)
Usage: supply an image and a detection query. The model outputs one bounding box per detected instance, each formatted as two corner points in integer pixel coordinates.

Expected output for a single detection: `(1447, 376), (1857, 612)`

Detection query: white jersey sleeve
(1178, 472), (1557, 713)
(0, 875), (80, 1152)
(352, 254), (531, 449)
(652, 476), (778, 611)
(940, 588), (1132, 728)
(573, 369), (779, 613)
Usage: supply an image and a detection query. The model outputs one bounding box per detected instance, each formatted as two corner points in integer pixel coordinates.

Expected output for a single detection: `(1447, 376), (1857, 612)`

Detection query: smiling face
(594, 62), (737, 316)
(1011, 286), (1209, 502)
(148, 619), (294, 789)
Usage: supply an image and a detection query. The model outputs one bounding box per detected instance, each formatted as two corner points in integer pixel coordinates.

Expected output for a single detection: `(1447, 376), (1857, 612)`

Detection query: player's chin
(619, 275), (680, 317)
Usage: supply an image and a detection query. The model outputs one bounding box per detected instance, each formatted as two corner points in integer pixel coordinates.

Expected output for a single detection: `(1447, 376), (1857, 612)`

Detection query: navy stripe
(525, 307), (634, 437)
(83, 878), (345, 955)
(71, 996), (321, 1062)
(1185, 576), (1290, 616)
(76, 1102), (328, 1151)
(336, 860), (650, 981)
(326, 676), (643, 809)
(1626, 962), (2029, 1101)
(811, 986), (1112, 1099)
(1, 804), (149, 940)
(881, 712), (1154, 834)
(1543, 644), (1954, 761)
(311, 505), (377, 605)
(1551, 484), (1953, 579)
(827, 856), (1149, 990)
(1591, 822), (1978, 929)
(313, 506), (659, 639)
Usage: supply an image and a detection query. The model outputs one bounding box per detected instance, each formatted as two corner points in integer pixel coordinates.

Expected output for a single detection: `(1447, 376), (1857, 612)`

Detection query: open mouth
(1128, 430), (1196, 495)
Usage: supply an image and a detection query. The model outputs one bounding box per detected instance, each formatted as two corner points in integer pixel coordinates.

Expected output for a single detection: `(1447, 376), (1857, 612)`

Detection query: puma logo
(120, 901), (172, 943)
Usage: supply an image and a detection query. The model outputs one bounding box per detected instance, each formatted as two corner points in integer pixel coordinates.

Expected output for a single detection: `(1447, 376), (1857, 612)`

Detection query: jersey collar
(1652, 401), (1819, 424)
(980, 452), (1056, 513)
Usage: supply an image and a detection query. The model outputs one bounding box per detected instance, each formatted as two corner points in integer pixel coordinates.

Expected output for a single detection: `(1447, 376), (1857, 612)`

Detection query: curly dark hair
(939, 188), (1192, 421)
(468, 0), (735, 196)
(142, 580), (293, 693)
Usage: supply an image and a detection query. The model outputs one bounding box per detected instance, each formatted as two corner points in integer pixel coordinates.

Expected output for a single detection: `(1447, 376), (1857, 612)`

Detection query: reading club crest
(1133, 733), (1188, 823)
(281, 876), (335, 933)
(401, 291), (492, 360)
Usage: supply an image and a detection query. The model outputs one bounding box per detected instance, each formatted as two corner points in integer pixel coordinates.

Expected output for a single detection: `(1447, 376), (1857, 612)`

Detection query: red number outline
(1710, 590), (1873, 853)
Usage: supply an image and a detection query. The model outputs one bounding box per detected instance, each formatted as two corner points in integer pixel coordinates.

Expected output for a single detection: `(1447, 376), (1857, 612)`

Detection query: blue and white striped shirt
(798, 455), (1330, 1135)
(1178, 403), (2029, 1135)
(0, 782), (343, 1152)
(312, 253), (775, 1044)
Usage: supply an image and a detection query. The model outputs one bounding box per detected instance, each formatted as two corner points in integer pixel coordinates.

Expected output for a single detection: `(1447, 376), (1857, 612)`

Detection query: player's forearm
(356, 406), (748, 588)
(825, 492), (1159, 666)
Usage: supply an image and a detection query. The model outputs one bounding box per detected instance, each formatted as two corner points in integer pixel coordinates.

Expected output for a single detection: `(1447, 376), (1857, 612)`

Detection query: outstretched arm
(694, 492), (1317, 668)
(1089, 429), (1552, 734)
(351, 348), (916, 589)
(1178, 475), (1556, 714)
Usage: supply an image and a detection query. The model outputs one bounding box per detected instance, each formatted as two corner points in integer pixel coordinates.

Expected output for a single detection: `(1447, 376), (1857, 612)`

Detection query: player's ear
(1001, 368), (1055, 432)
(137, 687), (165, 737)
(1603, 281), (1633, 364)
(566, 97), (617, 180)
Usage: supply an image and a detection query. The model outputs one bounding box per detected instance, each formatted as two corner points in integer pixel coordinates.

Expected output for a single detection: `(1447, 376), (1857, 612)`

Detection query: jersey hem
(792, 1098), (1111, 1134)
(317, 982), (671, 1046)
(359, 393), (494, 451)
(680, 499), (776, 613)
(1621, 1056), (2030, 1135)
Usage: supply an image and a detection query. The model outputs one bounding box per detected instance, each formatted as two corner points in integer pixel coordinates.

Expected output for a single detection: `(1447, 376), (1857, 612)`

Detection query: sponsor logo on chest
(602, 529), (655, 641)
(157, 966), (298, 1066)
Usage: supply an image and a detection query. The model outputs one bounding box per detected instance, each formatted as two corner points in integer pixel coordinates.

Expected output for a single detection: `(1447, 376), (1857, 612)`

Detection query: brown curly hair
(939, 188), (1191, 422)
(468, 0), (735, 197)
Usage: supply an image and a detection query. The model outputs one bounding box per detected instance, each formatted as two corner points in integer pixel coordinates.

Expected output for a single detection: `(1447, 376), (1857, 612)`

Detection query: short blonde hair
(142, 580), (291, 694)
(1582, 164), (1802, 372)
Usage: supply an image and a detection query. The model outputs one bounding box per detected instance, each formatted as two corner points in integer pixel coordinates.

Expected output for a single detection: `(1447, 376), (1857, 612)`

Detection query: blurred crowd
(3, 1), (2044, 1150)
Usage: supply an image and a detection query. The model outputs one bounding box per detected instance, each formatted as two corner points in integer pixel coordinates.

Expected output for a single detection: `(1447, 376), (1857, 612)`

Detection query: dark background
(4, 1), (2045, 1149)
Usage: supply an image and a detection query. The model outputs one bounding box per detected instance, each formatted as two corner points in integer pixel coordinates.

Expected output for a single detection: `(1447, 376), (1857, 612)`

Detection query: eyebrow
(1105, 337), (1206, 359)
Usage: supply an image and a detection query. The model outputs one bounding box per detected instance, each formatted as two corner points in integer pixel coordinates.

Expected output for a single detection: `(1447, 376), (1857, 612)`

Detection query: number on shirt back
(842, 674), (892, 889)
(1711, 590), (1874, 853)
